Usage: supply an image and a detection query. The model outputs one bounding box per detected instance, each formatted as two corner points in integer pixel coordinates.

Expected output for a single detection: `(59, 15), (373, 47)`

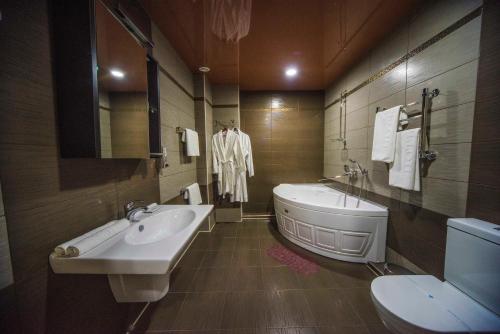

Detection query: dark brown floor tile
(265, 290), (315, 327)
(136, 293), (185, 331)
(262, 266), (301, 291)
(221, 291), (268, 329)
(213, 222), (241, 236)
(177, 249), (206, 269)
(327, 262), (375, 288)
(267, 327), (319, 334)
(200, 251), (234, 268)
(172, 292), (226, 330)
(190, 234), (237, 251)
(295, 267), (339, 289)
(366, 324), (393, 334)
(220, 328), (268, 334)
(239, 226), (264, 238)
(169, 267), (197, 292)
(226, 266), (264, 291)
(341, 288), (383, 326)
(260, 236), (283, 250)
(304, 289), (362, 327)
(233, 249), (262, 267)
(236, 237), (261, 250)
(317, 326), (370, 334)
(192, 268), (230, 292)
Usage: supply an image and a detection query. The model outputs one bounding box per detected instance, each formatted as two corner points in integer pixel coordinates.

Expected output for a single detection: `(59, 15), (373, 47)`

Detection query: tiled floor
(133, 220), (390, 334)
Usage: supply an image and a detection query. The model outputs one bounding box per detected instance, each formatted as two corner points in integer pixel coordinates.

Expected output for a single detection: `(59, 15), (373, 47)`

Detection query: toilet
(371, 218), (500, 333)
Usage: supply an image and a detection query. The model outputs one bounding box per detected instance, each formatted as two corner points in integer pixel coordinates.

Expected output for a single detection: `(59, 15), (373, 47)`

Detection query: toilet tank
(445, 218), (500, 315)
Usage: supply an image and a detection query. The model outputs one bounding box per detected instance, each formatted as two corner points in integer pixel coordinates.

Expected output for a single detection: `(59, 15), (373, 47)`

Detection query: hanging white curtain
(210, 0), (252, 42)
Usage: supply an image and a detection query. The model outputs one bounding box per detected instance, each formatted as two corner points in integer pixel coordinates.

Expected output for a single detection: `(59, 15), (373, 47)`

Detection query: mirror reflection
(96, 0), (149, 159)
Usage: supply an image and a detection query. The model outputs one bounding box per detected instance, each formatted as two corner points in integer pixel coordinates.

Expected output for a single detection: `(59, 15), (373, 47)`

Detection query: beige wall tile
(153, 26), (197, 202)
(366, 170), (401, 200)
(404, 103), (475, 145)
(427, 143), (471, 182)
(406, 59), (478, 110)
(370, 24), (409, 75)
(401, 178), (468, 217)
(346, 127), (368, 150)
(325, 81), (343, 107)
(368, 63), (406, 104)
(346, 85), (369, 113)
(159, 169), (197, 203)
(346, 107), (368, 131)
(212, 84), (239, 105)
(152, 24), (194, 96)
(343, 58), (370, 89)
(408, 0), (482, 50)
(407, 16), (481, 87)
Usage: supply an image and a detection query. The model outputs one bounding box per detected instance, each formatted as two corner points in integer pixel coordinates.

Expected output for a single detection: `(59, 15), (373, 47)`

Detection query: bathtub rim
(273, 183), (388, 218)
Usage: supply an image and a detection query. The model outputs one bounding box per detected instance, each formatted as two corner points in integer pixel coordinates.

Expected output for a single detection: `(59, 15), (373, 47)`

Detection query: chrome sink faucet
(124, 200), (147, 222)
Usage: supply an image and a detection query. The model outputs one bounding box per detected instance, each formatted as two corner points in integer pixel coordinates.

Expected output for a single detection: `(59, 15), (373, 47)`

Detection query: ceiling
(142, 0), (420, 91)
(97, 0), (148, 93)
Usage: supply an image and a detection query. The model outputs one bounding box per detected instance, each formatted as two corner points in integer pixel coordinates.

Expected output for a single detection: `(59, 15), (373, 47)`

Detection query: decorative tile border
(324, 7), (482, 110)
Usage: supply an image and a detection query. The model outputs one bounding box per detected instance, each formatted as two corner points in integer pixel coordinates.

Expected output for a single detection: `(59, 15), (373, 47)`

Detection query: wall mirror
(96, 0), (149, 158)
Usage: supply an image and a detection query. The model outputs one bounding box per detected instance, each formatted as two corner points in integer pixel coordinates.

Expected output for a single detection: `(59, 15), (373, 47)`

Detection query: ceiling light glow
(285, 67), (298, 77)
(110, 69), (125, 79)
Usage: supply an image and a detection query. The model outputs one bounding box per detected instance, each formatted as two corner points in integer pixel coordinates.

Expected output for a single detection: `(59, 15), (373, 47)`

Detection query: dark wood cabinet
(52, 0), (160, 159)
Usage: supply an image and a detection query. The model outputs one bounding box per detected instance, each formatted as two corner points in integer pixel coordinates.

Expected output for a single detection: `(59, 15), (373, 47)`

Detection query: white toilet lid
(371, 275), (500, 333)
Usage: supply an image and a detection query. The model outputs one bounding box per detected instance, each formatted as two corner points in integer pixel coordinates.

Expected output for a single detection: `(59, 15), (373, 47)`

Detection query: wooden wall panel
(467, 0), (500, 224)
(240, 91), (324, 214)
(0, 1), (160, 333)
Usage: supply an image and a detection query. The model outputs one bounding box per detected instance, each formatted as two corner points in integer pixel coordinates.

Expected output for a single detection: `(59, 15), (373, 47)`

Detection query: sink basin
(125, 209), (196, 245)
(49, 204), (214, 303)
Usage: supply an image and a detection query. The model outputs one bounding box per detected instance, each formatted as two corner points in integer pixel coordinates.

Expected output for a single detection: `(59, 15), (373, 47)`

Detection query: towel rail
(175, 126), (185, 134)
(375, 88), (439, 161)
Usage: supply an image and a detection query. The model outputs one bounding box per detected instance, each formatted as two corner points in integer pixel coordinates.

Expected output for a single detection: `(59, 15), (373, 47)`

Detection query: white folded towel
(184, 182), (202, 205)
(54, 220), (118, 256)
(371, 105), (402, 163)
(55, 219), (130, 257)
(389, 128), (421, 191)
(181, 129), (200, 156)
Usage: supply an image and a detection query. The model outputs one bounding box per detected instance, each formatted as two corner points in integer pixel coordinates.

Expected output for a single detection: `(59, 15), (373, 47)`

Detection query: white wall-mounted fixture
(49, 205), (213, 302)
(198, 66), (210, 73)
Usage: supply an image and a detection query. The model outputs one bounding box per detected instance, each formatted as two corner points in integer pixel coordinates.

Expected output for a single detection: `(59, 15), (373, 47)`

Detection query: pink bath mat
(266, 244), (319, 275)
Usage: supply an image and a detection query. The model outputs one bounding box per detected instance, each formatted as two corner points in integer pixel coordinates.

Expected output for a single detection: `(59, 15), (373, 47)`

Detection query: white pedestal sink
(49, 205), (213, 302)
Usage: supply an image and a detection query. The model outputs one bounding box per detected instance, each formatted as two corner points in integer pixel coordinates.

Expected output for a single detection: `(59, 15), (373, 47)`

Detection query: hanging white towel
(389, 128), (421, 191)
(371, 106), (402, 163)
(181, 129), (200, 156)
(184, 182), (202, 205)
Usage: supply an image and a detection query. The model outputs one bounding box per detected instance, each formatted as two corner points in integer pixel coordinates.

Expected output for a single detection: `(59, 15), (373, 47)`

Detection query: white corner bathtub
(273, 184), (388, 263)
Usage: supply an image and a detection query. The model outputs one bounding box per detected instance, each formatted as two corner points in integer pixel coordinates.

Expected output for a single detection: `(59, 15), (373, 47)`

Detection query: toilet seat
(371, 275), (500, 333)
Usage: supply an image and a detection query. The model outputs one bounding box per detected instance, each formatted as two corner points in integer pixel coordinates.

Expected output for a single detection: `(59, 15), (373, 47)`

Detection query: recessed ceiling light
(110, 69), (125, 79)
(198, 66), (210, 73)
(285, 67), (298, 77)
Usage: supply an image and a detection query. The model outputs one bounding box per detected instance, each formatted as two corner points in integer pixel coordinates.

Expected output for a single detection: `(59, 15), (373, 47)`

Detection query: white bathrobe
(212, 129), (246, 198)
(231, 129), (254, 202)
